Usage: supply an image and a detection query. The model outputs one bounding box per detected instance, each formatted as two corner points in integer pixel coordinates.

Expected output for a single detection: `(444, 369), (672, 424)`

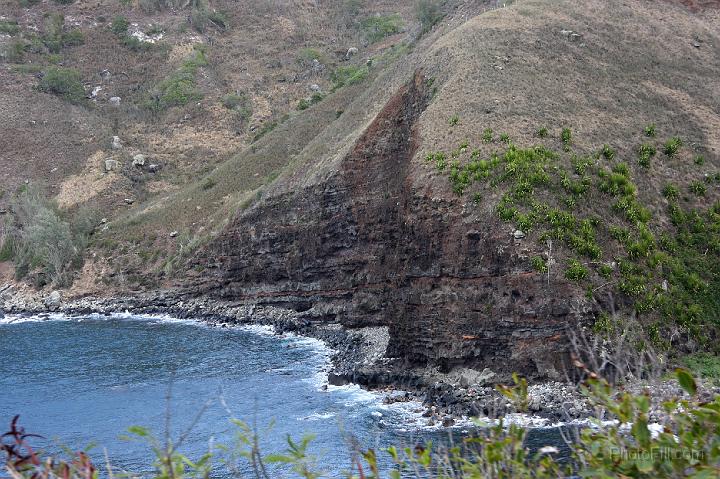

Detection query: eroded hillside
(1, 0), (719, 380)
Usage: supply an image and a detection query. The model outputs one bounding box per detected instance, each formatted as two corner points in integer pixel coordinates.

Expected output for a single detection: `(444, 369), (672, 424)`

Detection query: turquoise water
(0, 313), (568, 477)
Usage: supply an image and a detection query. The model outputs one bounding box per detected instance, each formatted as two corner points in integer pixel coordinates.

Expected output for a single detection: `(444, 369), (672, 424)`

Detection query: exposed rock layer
(193, 72), (590, 381)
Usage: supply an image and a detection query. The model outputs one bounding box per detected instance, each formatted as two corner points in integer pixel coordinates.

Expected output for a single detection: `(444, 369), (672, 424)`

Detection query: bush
(536, 126), (548, 138)
(531, 255), (547, 273)
(482, 128), (493, 143)
(561, 127), (572, 151)
(565, 258), (588, 281)
(361, 14), (402, 43)
(662, 184), (679, 201)
(694, 155), (705, 165)
(448, 114), (459, 126)
(689, 180), (706, 197)
(644, 123), (656, 137)
(0, 20), (20, 35)
(330, 65), (368, 90)
(190, 5), (229, 33)
(600, 144), (615, 160)
(663, 136), (683, 157)
(111, 16), (129, 35)
(38, 67), (85, 103)
(146, 46), (207, 111)
(1, 186), (93, 286)
(415, 0), (444, 33)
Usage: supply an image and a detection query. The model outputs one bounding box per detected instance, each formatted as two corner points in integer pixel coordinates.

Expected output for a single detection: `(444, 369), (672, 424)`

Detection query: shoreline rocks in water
(3, 285), (716, 426)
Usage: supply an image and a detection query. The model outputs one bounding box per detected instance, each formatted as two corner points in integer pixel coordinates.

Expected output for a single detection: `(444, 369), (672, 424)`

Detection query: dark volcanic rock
(191, 71), (592, 381)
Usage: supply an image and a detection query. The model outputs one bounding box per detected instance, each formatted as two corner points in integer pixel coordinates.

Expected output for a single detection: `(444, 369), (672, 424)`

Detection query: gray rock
(148, 163), (160, 173)
(104, 159), (119, 172)
(132, 154), (146, 167)
(309, 83), (321, 93)
(44, 290), (61, 308)
(346, 47), (358, 58)
(124, 198), (134, 205)
(169, 231), (178, 238)
(111, 136), (123, 150)
(442, 416), (455, 427)
(513, 229), (526, 239)
(109, 96), (121, 106)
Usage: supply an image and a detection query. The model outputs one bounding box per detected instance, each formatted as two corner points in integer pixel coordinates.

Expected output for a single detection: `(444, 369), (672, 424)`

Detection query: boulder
(109, 96), (121, 106)
(132, 154), (146, 167)
(104, 159), (119, 172)
(44, 290), (61, 309)
(346, 47), (358, 58)
(111, 136), (123, 150)
(513, 229), (526, 239)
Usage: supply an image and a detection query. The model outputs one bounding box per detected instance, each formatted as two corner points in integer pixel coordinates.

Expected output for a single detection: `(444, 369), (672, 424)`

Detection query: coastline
(10, 285), (712, 428)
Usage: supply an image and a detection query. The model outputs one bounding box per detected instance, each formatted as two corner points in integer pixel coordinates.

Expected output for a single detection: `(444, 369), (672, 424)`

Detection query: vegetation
(297, 93), (324, 111)
(3, 370), (719, 478)
(110, 15), (129, 35)
(331, 65), (369, 90)
(0, 185), (95, 287)
(146, 45), (208, 112)
(561, 127), (572, 151)
(663, 136), (683, 157)
(536, 127), (548, 138)
(415, 0), (444, 33)
(361, 14), (403, 43)
(0, 20), (20, 35)
(428, 125), (720, 349)
(41, 13), (84, 53)
(38, 67), (85, 103)
(644, 123), (657, 137)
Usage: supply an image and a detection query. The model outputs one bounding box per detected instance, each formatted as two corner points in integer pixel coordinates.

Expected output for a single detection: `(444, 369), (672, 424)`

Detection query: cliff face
(196, 71), (585, 380)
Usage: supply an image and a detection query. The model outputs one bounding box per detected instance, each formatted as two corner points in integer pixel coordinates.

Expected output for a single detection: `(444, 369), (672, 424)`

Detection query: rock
(44, 291), (61, 308)
(311, 59), (324, 73)
(513, 229), (526, 239)
(100, 218), (108, 224)
(328, 373), (349, 386)
(148, 163), (160, 173)
(111, 136), (123, 150)
(309, 83), (321, 93)
(104, 159), (119, 172)
(109, 96), (121, 106)
(90, 86), (102, 98)
(442, 416), (455, 427)
(169, 231), (178, 238)
(124, 198), (134, 205)
(346, 47), (358, 58)
(101, 69), (111, 80)
(693, 41), (700, 48)
(132, 154), (146, 167)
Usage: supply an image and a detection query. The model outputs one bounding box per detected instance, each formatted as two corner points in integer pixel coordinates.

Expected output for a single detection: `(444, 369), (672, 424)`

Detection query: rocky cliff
(193, 70), (585, 381)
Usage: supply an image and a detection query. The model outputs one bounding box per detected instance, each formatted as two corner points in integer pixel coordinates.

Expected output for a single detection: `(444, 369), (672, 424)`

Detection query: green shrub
(190, 6), (229, 33)
(2, 185), (93, 286)
(638, 143), (656, 168)
(481, 128), (493, 143)
(38, 67), (85, 103)
(600, 144), (615, 160)
(531, 255), (547, 273)
(111, 15), (129, 35)
(146, 46), (207, 111)
(53, 0), (75, 4)
(361, 14), (402, 43)
(561, 127), (572, 151)
(499, 133), (510, 144)
(330, 65), (368, 90)
(689, 180), (706, 197)
(662, 183), (679, 201)
(663, 136), (683, 157)
(415, 0), (444, 33)
(0, 20), (20, 35)
(448, 114), (459, 126)
(536, 126), (548, 138)
(644, 123), (656, 137)
(296, 47), (323, 65)
(565, 258), (588, 281)
(694, 155), (705, 165)
(2, 40), (27, 62)
(201, 177), (216, 190)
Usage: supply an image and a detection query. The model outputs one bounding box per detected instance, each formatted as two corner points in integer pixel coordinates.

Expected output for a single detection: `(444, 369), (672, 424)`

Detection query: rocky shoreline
(5, 285), (713, 428)
(1, 284), (596, 426)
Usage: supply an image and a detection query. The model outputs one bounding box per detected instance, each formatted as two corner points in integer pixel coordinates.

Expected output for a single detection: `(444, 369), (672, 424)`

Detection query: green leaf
(676, 368), (697, 396)
(127, 425), (149, 437)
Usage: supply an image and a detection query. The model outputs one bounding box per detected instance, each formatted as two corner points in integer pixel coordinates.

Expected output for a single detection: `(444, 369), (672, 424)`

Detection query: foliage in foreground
(2, 370), (719, 478)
